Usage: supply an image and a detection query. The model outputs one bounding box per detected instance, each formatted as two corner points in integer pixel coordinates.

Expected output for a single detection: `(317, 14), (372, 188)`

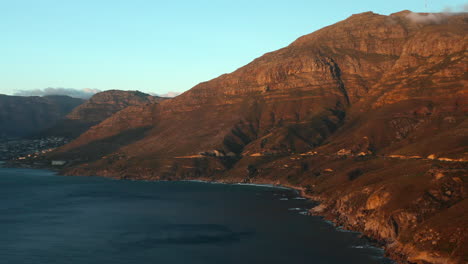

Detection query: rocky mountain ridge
(45, 11), (467, 264)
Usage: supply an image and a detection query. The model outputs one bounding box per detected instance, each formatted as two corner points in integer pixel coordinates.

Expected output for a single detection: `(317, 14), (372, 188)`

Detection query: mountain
(37, 90), (167, 138)
(47, 11), (467, 264)
(0, 95), (84, 137)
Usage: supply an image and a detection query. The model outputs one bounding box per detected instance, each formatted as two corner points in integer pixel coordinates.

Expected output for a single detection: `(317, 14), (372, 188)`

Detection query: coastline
(0, 166), (397, 264)
(182, 178), (398, 262)
(2, 163), (461, 264)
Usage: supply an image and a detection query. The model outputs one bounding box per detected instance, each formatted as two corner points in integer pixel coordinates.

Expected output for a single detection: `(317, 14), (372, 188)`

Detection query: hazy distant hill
(47, 11), (467, 264)
(0, 95), (84, 137)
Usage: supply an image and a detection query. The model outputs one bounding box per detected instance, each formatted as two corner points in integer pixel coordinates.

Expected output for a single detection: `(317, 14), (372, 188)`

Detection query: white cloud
(406, 3), (467, 24)
(159, 91), (181, 98)
(406, 12), (446, 24)
(14, 87), (101, 99)
(442, 3), (468, 13)
(150, 91), (182, 98)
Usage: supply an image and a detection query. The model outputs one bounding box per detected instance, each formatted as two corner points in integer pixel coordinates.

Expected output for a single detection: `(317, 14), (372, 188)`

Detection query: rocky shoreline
(5, 152), (466, 264)
(176, 178), (463, 264)
(5, 154), (468, 264)
(90, 171), (468, 264)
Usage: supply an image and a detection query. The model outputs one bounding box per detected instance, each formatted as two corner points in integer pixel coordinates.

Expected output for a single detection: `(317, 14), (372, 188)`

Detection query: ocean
(0, 168), (393, 264)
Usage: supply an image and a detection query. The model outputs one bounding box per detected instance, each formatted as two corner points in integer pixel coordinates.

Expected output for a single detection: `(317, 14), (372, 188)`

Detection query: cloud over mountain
(406, 12), (447, 24)
(14, 87), (101, 99)
(150, 91), (182, 98)
(405, 3), (468, 24)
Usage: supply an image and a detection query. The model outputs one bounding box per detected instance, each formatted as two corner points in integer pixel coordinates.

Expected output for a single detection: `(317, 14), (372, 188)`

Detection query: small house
(51, 160), (66, 166)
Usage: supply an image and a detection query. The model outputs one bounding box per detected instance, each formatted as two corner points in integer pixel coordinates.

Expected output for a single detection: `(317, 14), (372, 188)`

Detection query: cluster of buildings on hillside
(0, 137), (69, 161)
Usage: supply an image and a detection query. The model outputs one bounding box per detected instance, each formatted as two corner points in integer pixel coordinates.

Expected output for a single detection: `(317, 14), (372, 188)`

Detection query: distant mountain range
(0, 95), (84, 137)
(7, 10), (468, 264)
(0, 90), (166, 138)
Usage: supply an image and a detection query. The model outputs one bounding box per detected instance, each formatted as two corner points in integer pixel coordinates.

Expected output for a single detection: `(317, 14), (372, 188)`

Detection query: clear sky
(0, 0), (466, 96)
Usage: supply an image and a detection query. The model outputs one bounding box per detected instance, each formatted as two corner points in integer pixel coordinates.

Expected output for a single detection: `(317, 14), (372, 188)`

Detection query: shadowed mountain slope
(0, 95), (84, 137)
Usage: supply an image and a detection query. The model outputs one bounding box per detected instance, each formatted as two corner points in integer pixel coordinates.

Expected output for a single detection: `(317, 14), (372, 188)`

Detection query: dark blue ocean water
(0, 168), (393, 264)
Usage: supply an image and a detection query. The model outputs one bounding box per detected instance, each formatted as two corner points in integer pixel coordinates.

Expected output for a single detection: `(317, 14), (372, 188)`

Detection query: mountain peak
(349, 11), (379, 17)
(389, 10), (413, 16)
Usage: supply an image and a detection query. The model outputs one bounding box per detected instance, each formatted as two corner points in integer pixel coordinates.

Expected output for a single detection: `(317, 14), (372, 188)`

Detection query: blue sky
(0, 0), (466, 96)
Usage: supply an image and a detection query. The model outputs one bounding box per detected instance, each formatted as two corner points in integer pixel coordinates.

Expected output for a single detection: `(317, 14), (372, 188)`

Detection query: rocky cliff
(0, 95), (84, 137)
(37, 90), (166, 139)
(47, 11), (467, 264)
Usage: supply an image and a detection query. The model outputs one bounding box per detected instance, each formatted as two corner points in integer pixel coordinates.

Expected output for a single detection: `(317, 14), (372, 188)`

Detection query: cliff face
(48, 11), (467, 264)
(0, 95), (84, 137)
(38, 90), (166, 139)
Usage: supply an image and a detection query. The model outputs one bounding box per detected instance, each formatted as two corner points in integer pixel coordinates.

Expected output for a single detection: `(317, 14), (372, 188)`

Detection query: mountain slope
(37, 90), (166, 138)
(47, 11), (467, 264)
(0, 95), (84, 137)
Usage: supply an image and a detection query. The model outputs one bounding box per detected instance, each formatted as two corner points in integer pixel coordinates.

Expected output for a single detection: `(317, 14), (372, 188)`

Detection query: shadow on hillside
(32, 119), (99, 139)
(49, 126), (152, 164)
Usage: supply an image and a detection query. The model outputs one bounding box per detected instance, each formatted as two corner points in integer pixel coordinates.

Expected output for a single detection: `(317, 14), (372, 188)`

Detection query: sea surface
(0, 168), (394, 264)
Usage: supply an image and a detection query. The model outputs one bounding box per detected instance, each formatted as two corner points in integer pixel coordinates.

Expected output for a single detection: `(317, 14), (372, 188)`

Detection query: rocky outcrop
(308, 161), (467, 264)
(45, 11), (467, 264)
(0, 95), (84, 137)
